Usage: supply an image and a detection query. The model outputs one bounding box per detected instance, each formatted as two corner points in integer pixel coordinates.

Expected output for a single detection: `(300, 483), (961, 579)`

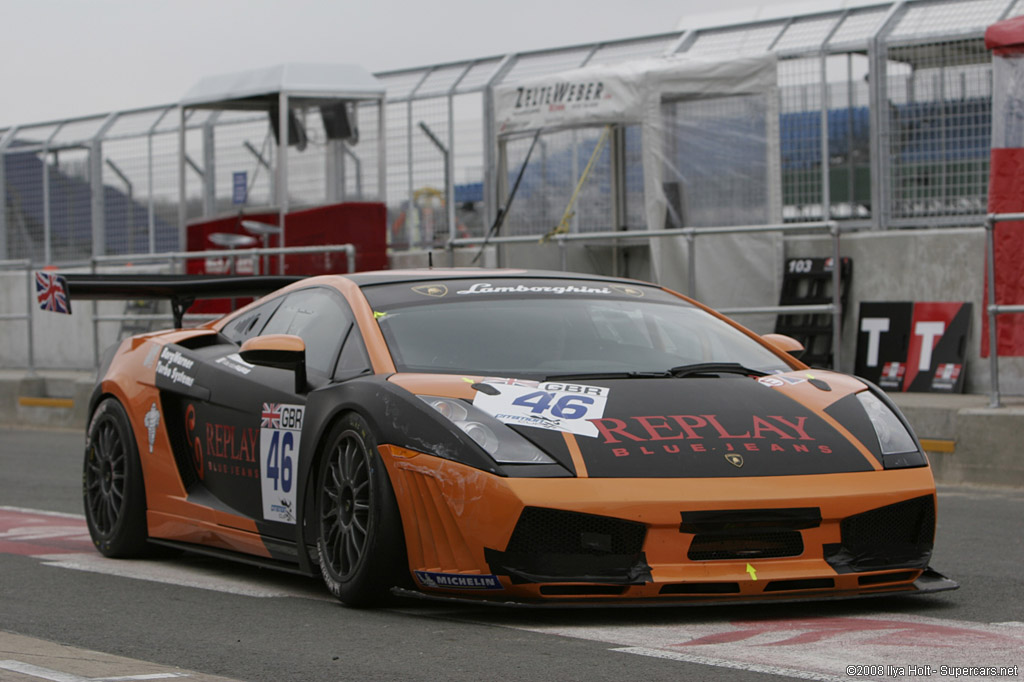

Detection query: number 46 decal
(260, 403), (304, 524)
(512, 391), (594, 419)
(264, 430), (294, 493)
(473, 381), (608, 438)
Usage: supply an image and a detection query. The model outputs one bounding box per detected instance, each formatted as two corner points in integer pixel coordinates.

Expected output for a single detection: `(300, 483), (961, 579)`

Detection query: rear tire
(315, 412), (406, 607)
(83, 397), (150, 557)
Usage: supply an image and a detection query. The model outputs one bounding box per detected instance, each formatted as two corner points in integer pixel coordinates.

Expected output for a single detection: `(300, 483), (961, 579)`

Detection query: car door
(158, 287), (352, 542)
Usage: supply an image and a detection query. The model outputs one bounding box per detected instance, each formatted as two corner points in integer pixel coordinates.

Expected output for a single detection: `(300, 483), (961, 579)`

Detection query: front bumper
(380, 445), (957, 604)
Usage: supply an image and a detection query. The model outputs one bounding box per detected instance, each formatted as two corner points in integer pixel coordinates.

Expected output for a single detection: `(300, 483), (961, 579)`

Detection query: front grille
(505, 507), (646, 556)
(825, 495), (935, 572)
(688, 531), (804, 560)
(485, 507), (649, 584)
(678, 508), (818, 561)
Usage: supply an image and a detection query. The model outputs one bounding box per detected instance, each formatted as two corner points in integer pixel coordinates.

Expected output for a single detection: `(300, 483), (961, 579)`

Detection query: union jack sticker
(35, 271), (71, 314)
(261, 402), (282, 428)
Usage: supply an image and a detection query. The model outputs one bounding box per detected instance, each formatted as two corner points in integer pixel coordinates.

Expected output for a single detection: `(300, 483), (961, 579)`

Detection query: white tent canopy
(180, 63), (385, 109)
(492, 54), (782, 314)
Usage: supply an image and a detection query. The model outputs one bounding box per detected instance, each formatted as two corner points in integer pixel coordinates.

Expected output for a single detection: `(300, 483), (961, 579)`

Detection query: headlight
(856, 390), (919, 458)
(418, 396), (555, 465)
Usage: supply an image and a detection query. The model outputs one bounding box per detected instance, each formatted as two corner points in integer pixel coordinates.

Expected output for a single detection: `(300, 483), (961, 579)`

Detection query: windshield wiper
(543, 370), (672, 381)
(667, 362), (768, 378)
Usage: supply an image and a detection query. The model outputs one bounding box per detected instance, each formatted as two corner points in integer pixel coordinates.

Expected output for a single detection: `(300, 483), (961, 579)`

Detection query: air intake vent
(485, 507), (649, 584)
(825, 496), (935, 572)
(688, 531), (804, 561)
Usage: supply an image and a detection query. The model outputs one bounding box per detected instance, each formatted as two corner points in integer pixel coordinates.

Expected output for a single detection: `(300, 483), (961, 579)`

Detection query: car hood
(388, 371), (886, 478)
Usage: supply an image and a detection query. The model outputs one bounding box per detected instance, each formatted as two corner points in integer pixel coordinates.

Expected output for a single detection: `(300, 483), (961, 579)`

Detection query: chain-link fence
(2, 0), (1021, 266)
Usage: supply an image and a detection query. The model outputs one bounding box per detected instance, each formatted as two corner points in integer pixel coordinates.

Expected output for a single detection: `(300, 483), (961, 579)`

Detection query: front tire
(315, 412), (406, 607)
(83, 397), (149, 557)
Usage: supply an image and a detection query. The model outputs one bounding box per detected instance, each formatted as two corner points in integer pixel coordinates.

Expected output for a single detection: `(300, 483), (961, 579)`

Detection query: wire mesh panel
(214, 116), (276, 211)
(347, 101), (382, 202)
(409, 98), (451, 248)
(888, 0), (1009, 40)
(500, 126), (616, 238)
(587, 35), (680, 66)
(102, 137), (156, 256)
(44, 146), (92, 262)
(283, 110), (331, 209)
(685, 23), (786, 60)
(660, 94), (771, 227)
(778, 56), (872, 222)
(773, 16), (843, 54)
(499, 48), (594, 86)
(885, 37), (992, 223)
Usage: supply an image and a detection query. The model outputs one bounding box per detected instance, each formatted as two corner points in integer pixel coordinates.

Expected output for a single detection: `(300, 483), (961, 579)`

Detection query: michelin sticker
(259, 402), (305, 524)
(472, 379), (608, 438)
(415, 571), (502, 590)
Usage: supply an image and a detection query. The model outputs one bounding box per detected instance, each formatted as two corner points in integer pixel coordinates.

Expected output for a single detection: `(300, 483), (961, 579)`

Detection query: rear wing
(37, 272), (303, 328)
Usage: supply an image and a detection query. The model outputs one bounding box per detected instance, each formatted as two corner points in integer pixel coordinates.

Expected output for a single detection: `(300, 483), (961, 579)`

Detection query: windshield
(368, 280), (792, 378)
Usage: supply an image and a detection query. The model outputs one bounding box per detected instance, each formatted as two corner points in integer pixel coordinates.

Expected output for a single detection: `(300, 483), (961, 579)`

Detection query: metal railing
(447, 221), (844, 368)
(0, 259), (35, 372)
(985, 212), (1024, 407)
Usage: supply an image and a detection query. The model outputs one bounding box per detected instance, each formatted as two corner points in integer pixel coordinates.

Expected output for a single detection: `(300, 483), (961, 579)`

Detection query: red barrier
(186, 202), (387, 313)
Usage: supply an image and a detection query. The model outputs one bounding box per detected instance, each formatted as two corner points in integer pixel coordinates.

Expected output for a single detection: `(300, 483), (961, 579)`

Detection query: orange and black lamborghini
(64, 268), (956, 607)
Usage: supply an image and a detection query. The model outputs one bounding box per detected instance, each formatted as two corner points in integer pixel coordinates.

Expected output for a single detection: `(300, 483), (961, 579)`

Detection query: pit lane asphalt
(2, 427), (1022, 682)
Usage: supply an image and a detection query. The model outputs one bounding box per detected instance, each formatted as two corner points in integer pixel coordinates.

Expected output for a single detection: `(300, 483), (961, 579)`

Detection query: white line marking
(0, 660), (90, 682)
(98, 671), (191, 675)
(992, 621), (1024, 627)
(35, 553), (330, 601)
(0, 660), (190, 681)
(0, 506), (85, 520)
(612, 647), (855, 682)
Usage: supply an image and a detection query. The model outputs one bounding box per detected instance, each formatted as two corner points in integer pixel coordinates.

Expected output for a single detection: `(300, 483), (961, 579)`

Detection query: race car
(65, 268), (956, 606)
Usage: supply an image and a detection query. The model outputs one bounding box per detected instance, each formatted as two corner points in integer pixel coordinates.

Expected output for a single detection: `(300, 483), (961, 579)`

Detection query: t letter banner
(855, 302), (972, 393)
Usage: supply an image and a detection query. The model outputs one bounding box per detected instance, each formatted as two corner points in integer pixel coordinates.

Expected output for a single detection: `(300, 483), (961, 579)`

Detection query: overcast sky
(0, 0), (877, 128)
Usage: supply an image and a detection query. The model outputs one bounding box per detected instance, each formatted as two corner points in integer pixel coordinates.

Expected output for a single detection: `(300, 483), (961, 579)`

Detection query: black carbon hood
(497, 377), (876, 478)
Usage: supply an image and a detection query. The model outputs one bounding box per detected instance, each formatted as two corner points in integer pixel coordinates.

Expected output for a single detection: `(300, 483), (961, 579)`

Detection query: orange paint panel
(147, 510), (272, 558)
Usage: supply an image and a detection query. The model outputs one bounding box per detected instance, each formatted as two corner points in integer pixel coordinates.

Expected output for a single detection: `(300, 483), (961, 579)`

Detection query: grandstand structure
(0, 0), (1016, 263)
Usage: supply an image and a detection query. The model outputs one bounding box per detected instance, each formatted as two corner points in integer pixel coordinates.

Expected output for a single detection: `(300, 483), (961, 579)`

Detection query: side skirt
(148, 538), (317, 577)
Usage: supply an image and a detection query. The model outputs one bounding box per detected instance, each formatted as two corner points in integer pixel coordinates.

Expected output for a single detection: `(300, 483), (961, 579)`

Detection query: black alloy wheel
(316, 412), (406, 607)
(83, 397), (149, 556)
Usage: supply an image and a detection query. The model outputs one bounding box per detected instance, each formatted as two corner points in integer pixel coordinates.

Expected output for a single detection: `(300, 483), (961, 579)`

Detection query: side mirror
(240, 334), (307, 393)
(761, 333), (806, 360)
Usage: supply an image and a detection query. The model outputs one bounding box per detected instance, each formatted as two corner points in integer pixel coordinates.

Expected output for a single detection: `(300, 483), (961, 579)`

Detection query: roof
(180, 63), (386, 110)
(342, 268), (656, 288)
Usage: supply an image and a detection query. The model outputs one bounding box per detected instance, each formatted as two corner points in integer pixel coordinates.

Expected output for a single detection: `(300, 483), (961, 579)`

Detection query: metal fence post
(25, 267), (35, 373)
(830, 221), (842, 370)
(986, 214), (1001, 408)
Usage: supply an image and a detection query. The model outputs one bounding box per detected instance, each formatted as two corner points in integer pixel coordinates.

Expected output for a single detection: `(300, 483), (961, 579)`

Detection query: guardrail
(446, 221), (844, 368)
(0, 260), (35, 372)
(985, 213), (1024, 408)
